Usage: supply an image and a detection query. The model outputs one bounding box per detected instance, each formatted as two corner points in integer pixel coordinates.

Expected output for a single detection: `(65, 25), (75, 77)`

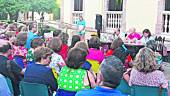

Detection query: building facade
(61, 0), (170, 35)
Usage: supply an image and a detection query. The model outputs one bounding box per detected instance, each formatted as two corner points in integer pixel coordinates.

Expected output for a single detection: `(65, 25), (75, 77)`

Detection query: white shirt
(140, 36), (154, 44)
(49, 53), (65, 73)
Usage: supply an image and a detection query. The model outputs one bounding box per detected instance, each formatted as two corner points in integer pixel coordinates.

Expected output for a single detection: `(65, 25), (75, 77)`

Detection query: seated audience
(74, 41), (92, 70)
(69, 35), (81, 49)
(140, 29), (154, 44)
(58, 32), (69, 61)
(57, 48), (96, 96)
(146, 40), (162, 65)
(86, 36), (104, 73)
(0, 74), (12, 96)
(26, 38), (44, 65)
(123, 47), (167, 88)
(24, 47), (57, 95)
(47, 37), (65, 73)
(13, 32), (27, 68)
(0, 39), (23, 96)
(76, 56), (126, 96)
(25, 24), (38, 49)
(106, 38), (131, 68)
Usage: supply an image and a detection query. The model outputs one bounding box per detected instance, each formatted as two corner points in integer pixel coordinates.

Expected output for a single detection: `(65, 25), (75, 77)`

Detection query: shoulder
(153, 70), (164, 76)
(76, 89), (97, 96)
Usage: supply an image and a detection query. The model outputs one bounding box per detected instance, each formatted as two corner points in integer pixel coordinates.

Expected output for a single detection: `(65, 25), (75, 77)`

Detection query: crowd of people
(0, 20), (169, 96)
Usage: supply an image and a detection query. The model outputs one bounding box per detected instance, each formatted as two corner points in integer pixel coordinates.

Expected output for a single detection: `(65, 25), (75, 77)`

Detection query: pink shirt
(127, 32), (141, 40)
(86, 48), (104, 63)
(129, 68), (167, 88)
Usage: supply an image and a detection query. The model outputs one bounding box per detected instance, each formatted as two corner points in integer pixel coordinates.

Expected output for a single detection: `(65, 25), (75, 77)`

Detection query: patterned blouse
(129, 68), (167, 88)
(58, 66), (89, 92)
(49, 52), (65, 73)
(26, 48), (34, 62)
(13, 46), (27, 58)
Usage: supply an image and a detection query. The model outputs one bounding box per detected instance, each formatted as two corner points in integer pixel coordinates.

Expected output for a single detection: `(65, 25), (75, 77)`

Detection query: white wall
(84, 0), (104, 28)
(126, 0), (158, 34)
(62, 0), (72, 23)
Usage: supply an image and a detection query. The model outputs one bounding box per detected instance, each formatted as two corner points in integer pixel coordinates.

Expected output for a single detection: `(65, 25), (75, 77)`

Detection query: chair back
(19, 81), (49, 96)
(131, 85), (168, 96)
(5, 77), (14, 95)
(116, 79), (131, 95)
(155, 36), (166, 55)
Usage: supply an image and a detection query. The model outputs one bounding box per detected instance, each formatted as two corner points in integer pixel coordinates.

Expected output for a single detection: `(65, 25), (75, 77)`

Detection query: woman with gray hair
(76, 56), (125, 96)
(123, 47), (167, 88)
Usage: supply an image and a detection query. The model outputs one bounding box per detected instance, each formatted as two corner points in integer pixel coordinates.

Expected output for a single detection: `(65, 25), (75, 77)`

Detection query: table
(124, 43), (145, 58)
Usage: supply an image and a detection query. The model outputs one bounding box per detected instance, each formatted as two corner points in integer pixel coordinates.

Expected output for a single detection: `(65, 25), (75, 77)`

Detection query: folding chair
(131, 85), (168, 96)
(116, 79), (131, 95)
(19, 81), (49, 96)
(5, 77), (14, 95)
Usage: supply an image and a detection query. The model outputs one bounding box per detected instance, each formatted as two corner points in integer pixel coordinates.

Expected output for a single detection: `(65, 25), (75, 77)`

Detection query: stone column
(155, 0), (165, 34)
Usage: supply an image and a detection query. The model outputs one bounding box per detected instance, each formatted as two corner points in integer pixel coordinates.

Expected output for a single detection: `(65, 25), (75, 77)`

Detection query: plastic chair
(19, 81), (49, 96)
(5, 77), (14, 95)
(116, 79), (131, 95)
(131, 85), (168, 96)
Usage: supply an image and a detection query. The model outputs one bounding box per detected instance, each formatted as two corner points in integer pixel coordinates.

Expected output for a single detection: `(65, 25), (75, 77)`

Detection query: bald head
(129, 27), (136, 33)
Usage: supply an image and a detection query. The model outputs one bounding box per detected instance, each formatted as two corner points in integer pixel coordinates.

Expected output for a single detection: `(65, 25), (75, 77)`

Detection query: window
(165, 0), (170, 11)
(74, 0), (83, 11)
(108, 0), (123, 11)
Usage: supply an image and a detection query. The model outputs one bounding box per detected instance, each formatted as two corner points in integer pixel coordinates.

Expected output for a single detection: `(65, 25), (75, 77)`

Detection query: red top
(58, 44), (69, 61)
(105, 49), (114, 57)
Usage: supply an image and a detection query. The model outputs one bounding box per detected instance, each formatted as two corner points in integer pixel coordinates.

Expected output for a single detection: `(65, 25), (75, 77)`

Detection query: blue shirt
(0, 74), (11, 96)
(24, 63), (57, 91)
(25, 31), (38, 49)
(76, 86), (127, 96)
(76, 20), (86, 35)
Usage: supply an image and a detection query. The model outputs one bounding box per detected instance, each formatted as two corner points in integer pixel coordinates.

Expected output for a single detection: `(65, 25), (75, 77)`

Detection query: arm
(47, 69), (58, 91)
(84, 71), (96, 88)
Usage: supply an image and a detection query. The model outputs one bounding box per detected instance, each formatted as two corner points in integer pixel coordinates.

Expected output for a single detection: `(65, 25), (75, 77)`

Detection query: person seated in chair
(57, 48), (96, 96)
(123, 47), (167, 88)
(76, 56), (126, 96)
(24, 47), (57, 95)
(125, 27), (141, 43)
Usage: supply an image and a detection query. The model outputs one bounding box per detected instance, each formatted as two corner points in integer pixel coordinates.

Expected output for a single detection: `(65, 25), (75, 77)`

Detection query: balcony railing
(106, 11), (123, 29)
(162, 11), (170, 34)
(72, 11), (83, 24)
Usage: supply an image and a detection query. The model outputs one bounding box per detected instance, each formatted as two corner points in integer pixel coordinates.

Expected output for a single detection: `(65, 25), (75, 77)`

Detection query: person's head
(129, 27), (136, 33)
(70, 35), (81, 48)
(146, 40), (157, 51)
(115, 28), (120, 36)
(16, 32), (27, 46)
(143, 29), (151, 38)
(59, 32), (69, 44)
(0, 39), (13, 56)
(134, 47), (156, 73)
(53, 30), (61, 37)
(79, 16), (84, 21)
(29, 24), (37, 33)
(5, 31), (15, 40)
(34, 47), (53, 65)
(98, 56), (124, 88)
(88, 36), (101, 49)
(66, 48), (87, 69)
(31, 38), (44, 49)
(74, 41), (89, 53)
(47, 37), (62, 53)
(110, 38), (123, 50)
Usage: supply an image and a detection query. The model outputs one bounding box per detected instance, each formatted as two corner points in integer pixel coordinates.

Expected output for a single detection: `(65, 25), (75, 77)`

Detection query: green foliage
(28, 0), (57, 13)
(116, 0), (123, 5)
(0, 0), (58, 20)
